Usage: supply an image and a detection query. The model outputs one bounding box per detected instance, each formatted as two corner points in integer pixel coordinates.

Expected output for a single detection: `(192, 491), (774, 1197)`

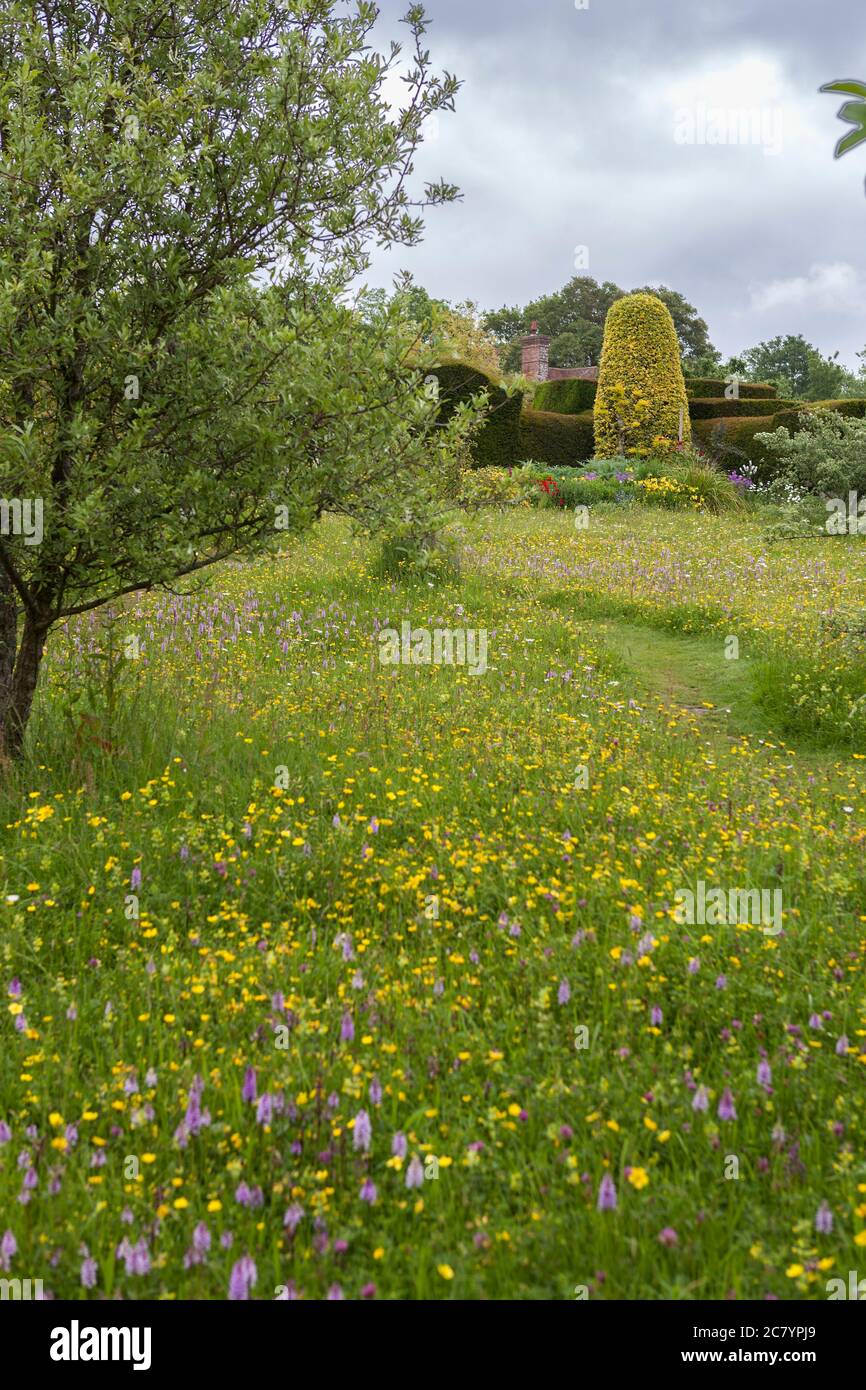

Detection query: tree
(482, 304), (525, 346)
(740, 336), (815, 396)
(721, 355), (749, 378)
(548, 333), (586, 369)
(0, 1), (461, 756)
(594, 294), (691, 458)
(482, 277), (623, 372)
(802, 350), (853, 401)
(357, 280), (449, 342)
(480, 304), (525, 374)
(629, 286), (716, 365)
(755, 408), (866, 500)
(550, 325), (603, 369)
(682, 352), (725, 378)
(737, 336), (860, 399)
(360, 283), (502, 375)
(524, 277), (624, 340)
(430, 300), (502, 378)
(482, 276), (717, 371)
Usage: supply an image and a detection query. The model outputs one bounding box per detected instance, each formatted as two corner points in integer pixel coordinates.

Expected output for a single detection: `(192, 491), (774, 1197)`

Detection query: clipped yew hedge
(532, 378), (597, 415)
(688, 396), (796, 420)
(685, 378), (778, 400)
(692, 397), (866, 483)
(430, 362), (523, 468)
(691, 417), (780, 478)
(518, 408), (595, 466)
(595, 294), (691, 457)
(771, 399), (866, 431)
(525, 377), (781, 431)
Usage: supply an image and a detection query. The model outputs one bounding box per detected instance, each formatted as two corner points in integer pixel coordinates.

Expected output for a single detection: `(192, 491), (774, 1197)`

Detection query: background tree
(358, 280), (450, 343)
(802, 349), (855, 401)
(360, 282), (501, 375)
(429, 299), (502, 377)
(548, 332), (588, 369)
(682, 352), (725, 378)
(740, 335), (815, 396)
(629, 285), (716, 366)
(480, 303), (525, 347)
(0, 0), (461, 756)
(483, 276), (716, 372)
(523, 276), (624, 340)
(736, 335), (862, 399)
(483, 277), (622, 371)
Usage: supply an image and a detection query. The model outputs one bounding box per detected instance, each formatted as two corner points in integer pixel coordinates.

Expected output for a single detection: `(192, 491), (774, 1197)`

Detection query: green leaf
(834, 100), (866, 158)
(820, 79), (866, 98)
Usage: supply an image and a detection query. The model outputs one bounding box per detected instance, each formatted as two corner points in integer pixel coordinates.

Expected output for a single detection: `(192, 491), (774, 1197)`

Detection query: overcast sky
(365, 0), (866, 368)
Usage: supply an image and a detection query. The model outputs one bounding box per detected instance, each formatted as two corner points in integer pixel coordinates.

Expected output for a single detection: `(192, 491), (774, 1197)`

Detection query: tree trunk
(1, 614), (48, 759)
(0, 572), (18, 759)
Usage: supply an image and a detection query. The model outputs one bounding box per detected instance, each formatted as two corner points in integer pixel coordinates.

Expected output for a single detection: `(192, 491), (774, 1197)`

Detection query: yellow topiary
(594, 294), (691, 458)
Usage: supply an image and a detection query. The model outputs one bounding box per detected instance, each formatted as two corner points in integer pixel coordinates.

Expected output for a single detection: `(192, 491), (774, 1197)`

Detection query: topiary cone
(594, 293), (691, 458)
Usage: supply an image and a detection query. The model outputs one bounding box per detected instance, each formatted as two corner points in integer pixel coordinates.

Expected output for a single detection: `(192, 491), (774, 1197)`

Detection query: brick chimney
(520, 321), (550, 382)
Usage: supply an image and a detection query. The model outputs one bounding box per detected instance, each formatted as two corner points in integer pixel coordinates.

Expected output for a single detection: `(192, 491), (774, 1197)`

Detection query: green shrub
(518, 408), (595, 466)
(685, 378), (777, 400)
(632, 473), (703, 510)
(457, 466), (529, 508)
(688, 396), (796, 420)
(739, 382), (778, 400)
(527, 472), (626, 509)
(430, 362), (523, 468)
(754, 408), (866, 500)
(576, 458), (636, 481)
(550, 476), (624, 506)
(595, 293), (691, 457)
(520, 454), (739, 513)
(532, 378), (597, 415)
(693, 399), (866, 486)
(375, 518), (460, 585)
(670, 463), (744, 513)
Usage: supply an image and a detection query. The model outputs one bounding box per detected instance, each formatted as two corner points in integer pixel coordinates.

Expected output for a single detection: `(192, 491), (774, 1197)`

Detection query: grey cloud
(365, 0), (866, 365)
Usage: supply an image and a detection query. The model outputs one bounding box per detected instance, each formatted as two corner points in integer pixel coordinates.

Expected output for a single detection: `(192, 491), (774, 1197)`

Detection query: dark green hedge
(688, 396), (796, 420)
(771, 399), (866, 431)
(695, 399), (866, 484)
(430, 362), (523, 468)
(532, 378), (597, 415)
(691, 417), (781, 480)
(518, 408), (595, 466)
(685, 377), (777, 400)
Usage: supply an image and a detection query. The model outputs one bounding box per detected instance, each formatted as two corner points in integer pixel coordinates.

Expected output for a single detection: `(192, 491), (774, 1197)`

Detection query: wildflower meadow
(2, 508), (866, 1303)
(1, 0), (866, 1350)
